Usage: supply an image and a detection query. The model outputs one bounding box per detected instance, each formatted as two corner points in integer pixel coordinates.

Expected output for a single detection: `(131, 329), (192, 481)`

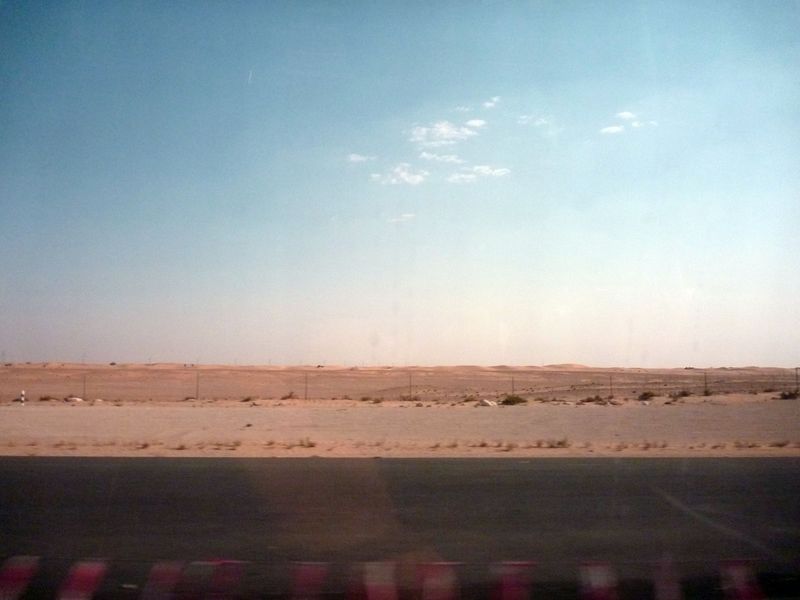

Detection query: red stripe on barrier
(140, 561), (185, 600)
(291, 562), (329, 600)
(720, 561), (765, 600)
(490, 561), (535, 600)
(57, 561), (108, 600)
(0, 555), (40, 600)
(419, 562), (461, 600)
(362, 562), (397, 600)
(206, 560), (247, 600)
(579, 562), (618, 600)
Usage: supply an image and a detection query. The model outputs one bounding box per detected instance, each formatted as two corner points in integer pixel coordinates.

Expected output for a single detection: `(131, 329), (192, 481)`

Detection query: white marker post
(579, 562), (618, 600)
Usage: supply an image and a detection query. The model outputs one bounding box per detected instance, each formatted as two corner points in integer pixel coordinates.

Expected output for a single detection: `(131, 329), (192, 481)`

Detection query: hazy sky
(1, 1), (798, 367)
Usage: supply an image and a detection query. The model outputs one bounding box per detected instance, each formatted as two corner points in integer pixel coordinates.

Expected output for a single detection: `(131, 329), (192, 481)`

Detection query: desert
(1, 363), (798, 457)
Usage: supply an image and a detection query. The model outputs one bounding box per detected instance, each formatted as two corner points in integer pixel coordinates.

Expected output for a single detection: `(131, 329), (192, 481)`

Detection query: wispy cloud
(454, 105), (471, 113)
(473, 165), (510, 177)
(465, 119), (486, 128)
(370, 163), (428, 185)
(409, 121), (479, 147)
(482, 96), (501, 109)
(419, 151), (465, 164)
(600, 110), (658, 135)
(518, 115), (561, 137)
(447, 173), (477, 184)
(348, 153), (376, 163)
(447, 164), (510, 183)
(388, 213), (416, 223)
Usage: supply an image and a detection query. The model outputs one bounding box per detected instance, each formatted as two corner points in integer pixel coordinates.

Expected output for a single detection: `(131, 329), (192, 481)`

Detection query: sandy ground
(1, 363), (798, 457)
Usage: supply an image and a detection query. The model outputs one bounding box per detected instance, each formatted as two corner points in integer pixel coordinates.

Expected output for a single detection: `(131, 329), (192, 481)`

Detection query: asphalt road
(1, 457), (798, 598)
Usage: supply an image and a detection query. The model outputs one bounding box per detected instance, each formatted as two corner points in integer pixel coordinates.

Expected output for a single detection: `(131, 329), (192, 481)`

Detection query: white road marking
(650, 486), (784, 561)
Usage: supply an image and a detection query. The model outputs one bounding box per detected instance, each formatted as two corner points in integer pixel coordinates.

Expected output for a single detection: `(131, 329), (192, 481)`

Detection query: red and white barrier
(653, 556), (682, 600)
(419, 562), (461, 600)
(57, 560), (108, 600)
(579, 562), (618, 600)
(490, 561), (535, 600)
(291, 562), (329, 600)
(0, 555), (39, 600)
(140, 561), (185, 600)
(206, 560), (247, 600)
(362, 561), (398, 600)
(720, 561), (765, 600)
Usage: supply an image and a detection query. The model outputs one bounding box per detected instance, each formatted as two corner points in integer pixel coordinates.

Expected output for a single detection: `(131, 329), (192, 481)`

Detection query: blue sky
(1, 1), (798, 366)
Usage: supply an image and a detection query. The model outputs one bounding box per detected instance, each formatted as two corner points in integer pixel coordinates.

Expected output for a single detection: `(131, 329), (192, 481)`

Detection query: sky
(1, 1), (799, 367)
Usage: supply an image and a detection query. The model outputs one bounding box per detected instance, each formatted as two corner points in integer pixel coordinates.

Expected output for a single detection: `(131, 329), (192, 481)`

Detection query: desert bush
(581, 395), (605, 404)
(281, 391), (296, 400)
(501, 394), (527, 405)
(778, 391), (798, 400)
(638, 391), (656, 401)
(670, 390), (692, 399)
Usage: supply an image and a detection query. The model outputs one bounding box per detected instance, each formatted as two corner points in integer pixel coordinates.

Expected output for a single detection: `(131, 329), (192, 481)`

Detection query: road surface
(1, 457), (798, 597)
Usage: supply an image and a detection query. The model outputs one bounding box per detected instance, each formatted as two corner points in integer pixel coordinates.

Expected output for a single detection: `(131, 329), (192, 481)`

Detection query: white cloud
(447, 164), (510, 183)
(483, 96), (501, 108)
(616, 111), (637, 120)
(388, 213), (416, 223)
(409, 121), (479, 147)
(472, 165), (510, 177)
(465, 119), (486, 129)
(454, 105), (471, 112)
(600, 125), (624, 134)
(518, 115), (552, 126)
(519, 115), (561, 137)
(419, 151), (465, 164)
(632, 119), (658, 129)
(447, 173), (478, 184)
(631, 121), (643, 128)
(370, 163), (428, 186)
(347, 153), (376, 163)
